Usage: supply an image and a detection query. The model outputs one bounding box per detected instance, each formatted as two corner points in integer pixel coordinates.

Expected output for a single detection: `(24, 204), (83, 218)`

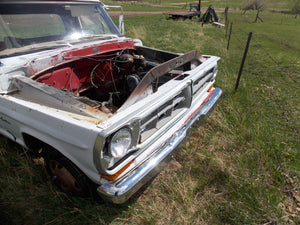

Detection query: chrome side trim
(97, 88), (222, 204)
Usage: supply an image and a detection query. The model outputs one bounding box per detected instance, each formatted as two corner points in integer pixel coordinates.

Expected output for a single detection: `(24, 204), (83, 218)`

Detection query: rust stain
(119, 50), (202, 110)
(86, 105), (102, 114)
(62, 111), (108, 124)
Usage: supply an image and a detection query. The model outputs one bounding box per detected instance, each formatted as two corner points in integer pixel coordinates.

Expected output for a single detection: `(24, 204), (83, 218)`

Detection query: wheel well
(22, 133), (44, 152)
(22, 133), (97, 198)
(22, 133), (62, 158)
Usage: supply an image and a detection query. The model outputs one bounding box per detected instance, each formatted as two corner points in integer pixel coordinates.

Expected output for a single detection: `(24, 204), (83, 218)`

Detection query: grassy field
(103, 0), (297, 11)
(1, 0), (299, 224)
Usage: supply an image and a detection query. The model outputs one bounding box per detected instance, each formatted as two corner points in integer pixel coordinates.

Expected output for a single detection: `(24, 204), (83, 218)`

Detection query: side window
(79, 13), (111, 35)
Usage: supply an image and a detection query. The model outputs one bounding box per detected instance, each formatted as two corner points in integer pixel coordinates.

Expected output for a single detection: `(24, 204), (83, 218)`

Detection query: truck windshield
(0, 2), (121, 57)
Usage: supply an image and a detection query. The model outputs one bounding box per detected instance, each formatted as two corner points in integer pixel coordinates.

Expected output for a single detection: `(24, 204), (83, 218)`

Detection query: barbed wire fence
(226, 22), (299, 139)
(223, 18), (299, 215)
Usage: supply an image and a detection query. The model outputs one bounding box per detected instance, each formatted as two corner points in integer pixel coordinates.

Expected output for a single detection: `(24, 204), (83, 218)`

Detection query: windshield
(0, 1), (121, 58)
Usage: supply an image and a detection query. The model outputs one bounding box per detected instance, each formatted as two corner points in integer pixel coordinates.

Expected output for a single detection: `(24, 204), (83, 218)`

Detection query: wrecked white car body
(0, 0), (222, 203)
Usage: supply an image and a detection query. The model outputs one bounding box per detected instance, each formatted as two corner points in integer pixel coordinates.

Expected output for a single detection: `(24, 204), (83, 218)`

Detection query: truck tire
(47, 157), (91, 196)
(42, 147), (92, 197)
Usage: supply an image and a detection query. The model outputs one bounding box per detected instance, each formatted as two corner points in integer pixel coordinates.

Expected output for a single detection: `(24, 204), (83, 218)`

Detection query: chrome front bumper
(97, 87), (222, 204)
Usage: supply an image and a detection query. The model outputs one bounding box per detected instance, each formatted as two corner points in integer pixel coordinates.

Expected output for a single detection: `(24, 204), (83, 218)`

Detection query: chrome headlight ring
(109, 127), (132, 159)
(93, 120), (140, 174)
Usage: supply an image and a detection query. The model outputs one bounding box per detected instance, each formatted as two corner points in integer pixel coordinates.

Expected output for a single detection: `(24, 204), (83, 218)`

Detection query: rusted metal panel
(119, 50), (202, 110)
(12, 76), (109, 121)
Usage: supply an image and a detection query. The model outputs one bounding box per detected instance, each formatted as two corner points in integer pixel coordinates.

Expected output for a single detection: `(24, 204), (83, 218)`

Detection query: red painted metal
(184, 88), (215, 123)
(30, 39), (135, 75)
(34, 39), (136, 94)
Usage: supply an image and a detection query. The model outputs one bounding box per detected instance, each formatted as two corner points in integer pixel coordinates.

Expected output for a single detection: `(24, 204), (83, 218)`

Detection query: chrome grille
(140, 85), (191, 142)
(192, 68), (214, 96)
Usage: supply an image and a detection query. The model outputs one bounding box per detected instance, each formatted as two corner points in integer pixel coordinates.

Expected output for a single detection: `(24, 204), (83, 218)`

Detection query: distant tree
(242, 0), (266, 13)
(292, 0), (300, 18)
(241, 0), (266, 22)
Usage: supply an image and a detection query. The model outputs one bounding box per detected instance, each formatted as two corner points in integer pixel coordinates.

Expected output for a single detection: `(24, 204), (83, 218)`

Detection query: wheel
(47, 157), (90, 196)
(41, 146), (92, 197)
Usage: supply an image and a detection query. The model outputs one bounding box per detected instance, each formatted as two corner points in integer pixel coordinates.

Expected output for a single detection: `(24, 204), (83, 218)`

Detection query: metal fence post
(235, 32), (253, 93)
(225, 20), (229, 37)
(224, 7), (229, 33)
(227, 22), (233, 50)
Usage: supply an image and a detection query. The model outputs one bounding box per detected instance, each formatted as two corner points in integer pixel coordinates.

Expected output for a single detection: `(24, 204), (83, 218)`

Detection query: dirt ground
(108, 11), (163, 18)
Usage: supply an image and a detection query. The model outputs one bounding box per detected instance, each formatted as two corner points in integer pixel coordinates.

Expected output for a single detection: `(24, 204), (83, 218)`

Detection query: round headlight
(109, 128), (132, 158)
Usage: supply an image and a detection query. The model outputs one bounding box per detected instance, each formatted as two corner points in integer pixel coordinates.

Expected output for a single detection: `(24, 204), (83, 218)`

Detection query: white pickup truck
(0, 0), (222, 203)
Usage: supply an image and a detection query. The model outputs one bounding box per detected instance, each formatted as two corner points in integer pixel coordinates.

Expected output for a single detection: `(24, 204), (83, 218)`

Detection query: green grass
(1, 1), (299, 224)
(103, 0), (297, 11)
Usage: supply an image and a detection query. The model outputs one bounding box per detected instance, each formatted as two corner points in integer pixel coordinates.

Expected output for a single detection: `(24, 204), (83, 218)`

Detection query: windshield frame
(0, 1), (122, 58)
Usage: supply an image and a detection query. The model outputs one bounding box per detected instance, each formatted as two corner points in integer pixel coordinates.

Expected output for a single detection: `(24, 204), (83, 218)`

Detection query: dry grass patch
(129, 25), (147, 40)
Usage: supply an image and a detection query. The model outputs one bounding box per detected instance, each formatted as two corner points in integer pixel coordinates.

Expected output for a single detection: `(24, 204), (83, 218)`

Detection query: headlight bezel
(93, 120), (140, 175)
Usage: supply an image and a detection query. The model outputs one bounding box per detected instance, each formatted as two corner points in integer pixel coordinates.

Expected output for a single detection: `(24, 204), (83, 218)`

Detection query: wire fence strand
(225, 21), (300, 212)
